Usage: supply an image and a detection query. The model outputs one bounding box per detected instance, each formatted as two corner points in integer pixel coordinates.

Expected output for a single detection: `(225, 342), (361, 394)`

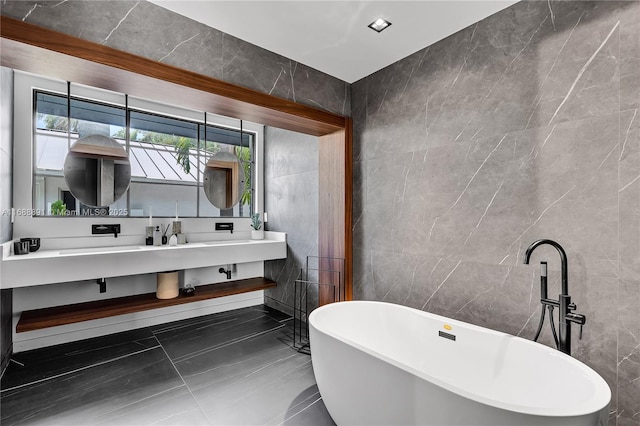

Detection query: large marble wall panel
(352, 1), (639, 424)
(617, 6), (640, 417)
(0, 0), (350, 116)
(264, 127), (318, 314)
(620, 3), (640, 112)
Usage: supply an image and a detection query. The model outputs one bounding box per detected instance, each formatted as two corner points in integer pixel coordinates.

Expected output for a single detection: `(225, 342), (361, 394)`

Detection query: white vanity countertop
(0, 232), (287, 289)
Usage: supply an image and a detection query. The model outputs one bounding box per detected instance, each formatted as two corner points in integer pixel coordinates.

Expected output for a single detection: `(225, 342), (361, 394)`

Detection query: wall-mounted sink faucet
(215, 222), (234, 234)
(96, 277), (106, 293)
(524, 239), (586, 356)
(92, 224), (121, 238)
(219, 264), (232, 280)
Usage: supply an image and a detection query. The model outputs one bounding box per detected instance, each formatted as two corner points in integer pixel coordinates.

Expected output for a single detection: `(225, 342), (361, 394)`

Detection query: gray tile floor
(0, 305), (336, 426)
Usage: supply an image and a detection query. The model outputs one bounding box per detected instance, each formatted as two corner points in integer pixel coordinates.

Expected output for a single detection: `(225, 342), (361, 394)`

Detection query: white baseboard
(12, 291), (264, 352)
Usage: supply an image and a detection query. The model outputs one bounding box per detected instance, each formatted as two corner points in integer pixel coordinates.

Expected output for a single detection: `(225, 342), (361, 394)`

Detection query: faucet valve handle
(567, 312), (586, 339)
(568, 302), (577, 311)
(579, 323), (584, 340)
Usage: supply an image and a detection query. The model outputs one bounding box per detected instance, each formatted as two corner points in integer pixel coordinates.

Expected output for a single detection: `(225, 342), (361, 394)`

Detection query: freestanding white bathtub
(309, 301), (611, 426)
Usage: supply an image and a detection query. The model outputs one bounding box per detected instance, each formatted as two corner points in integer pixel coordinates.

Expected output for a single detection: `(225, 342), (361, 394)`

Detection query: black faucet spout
(96, 278), (107, 293)
(92, 224), (121, 239)
(524, 239), (568, 295)
(219, 266), (232, 280)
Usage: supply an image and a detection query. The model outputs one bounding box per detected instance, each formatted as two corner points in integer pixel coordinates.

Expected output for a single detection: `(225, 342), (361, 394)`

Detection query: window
(34, 88), (257, 218)
(34, 91), (127, 216)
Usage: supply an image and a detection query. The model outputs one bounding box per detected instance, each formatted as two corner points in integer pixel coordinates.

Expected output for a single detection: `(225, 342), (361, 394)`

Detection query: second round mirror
(203, 151), (246, 210)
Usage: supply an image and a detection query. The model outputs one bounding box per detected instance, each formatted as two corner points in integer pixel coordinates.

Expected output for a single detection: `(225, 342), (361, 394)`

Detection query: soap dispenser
(153, 226), (161, 246)
(145, 226), (154, 245)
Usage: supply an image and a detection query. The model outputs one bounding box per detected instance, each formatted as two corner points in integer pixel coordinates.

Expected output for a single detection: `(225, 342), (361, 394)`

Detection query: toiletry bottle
(145, 226), (154, 245)
(153, 226), (161, 246)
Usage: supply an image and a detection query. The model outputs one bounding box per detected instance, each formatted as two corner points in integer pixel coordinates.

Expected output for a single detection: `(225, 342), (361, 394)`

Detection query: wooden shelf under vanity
(16, 277), (276, 333)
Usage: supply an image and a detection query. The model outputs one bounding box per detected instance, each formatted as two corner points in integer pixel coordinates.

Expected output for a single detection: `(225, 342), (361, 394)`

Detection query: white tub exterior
(309, 301), (610, 426)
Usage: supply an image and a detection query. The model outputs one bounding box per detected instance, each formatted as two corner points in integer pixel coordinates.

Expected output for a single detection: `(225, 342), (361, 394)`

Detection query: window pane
(128, 110), (198, 217)
(129, 182), (196, 218)
(34, 92), (128, 216)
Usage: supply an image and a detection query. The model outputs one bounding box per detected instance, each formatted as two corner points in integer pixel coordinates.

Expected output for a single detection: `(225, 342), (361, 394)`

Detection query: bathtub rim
(309, 300), (611, 419)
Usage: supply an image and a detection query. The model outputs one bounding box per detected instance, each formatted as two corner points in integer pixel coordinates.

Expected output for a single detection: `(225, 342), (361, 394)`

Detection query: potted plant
(51, 200), (67, 216)
(250, 213), (263, 240)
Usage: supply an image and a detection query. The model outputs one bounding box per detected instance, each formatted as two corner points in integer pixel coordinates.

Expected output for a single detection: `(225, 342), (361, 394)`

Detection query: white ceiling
(150, 1), (518, 83)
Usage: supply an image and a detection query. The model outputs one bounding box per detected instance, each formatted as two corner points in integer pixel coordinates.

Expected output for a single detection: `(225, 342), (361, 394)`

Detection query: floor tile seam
(278, 317), (294, 324)
(192, 354), (295, 390)
(277, 396), (324, 426)
(151, 311), (275, 335)
(172, 324), (286, 364)
(153, 335), (214, 425)
(59, 336), (159, 358)
(232, 315), (285, 329)
(243, 353), (299, 380)
(263, 391), (321, 425)
(129, 405), (206, 425)
(90, 383), (186, 422)
(151, 317), (238, 335)
(0, 345), (161, 394)
(0, 367), (5, 383)
(252, 305), (293, 324)
(7, 332), (157, 366)
(8, 400), (59, 424)
(152, 308), (273, 334)
(200, 356), (313, 406)
(0, 352), (12, 382)
(178, 342), (299, 387)
(193, 317), (263, 332)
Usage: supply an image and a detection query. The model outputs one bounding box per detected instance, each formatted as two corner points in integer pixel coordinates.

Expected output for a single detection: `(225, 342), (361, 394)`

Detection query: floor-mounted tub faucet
(524, 239), (586, 356)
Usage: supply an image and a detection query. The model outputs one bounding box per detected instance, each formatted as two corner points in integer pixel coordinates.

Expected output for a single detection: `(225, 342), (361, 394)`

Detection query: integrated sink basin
(59, 245), (142, 255)
(58, 240), (254, 254)
(201, 240), (252, 245)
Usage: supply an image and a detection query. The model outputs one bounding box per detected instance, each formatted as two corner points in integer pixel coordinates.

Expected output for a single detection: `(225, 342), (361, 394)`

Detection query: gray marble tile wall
(351, 1), (639, 424)
(1, 66), (14, 374)
(0, 0), (350, 117)
(264, 127), (318, 315)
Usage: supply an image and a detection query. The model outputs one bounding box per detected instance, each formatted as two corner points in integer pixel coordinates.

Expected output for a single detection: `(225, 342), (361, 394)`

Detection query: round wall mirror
(63, 134), (131, 208)
(203, 151), (246, 210)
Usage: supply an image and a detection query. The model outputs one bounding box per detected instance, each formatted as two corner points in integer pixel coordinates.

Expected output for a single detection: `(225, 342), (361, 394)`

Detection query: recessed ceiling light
(368, 17), (391, 33)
